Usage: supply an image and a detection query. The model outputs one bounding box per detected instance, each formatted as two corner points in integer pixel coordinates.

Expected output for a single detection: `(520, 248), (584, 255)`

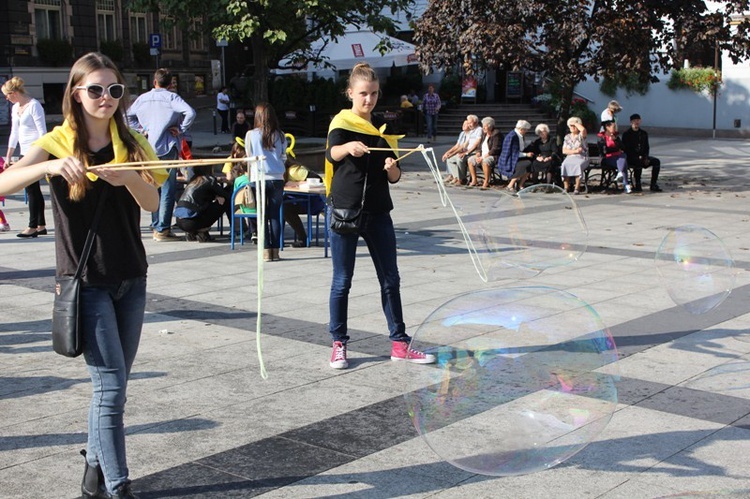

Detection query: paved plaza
(1, 122), (750, 498)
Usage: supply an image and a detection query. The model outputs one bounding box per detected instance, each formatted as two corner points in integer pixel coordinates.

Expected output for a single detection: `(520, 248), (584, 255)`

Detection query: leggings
(25, 180), (46, 229)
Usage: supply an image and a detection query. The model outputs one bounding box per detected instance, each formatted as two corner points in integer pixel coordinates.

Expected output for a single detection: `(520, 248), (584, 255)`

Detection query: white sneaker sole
(330, 361), (349, 369)
(390, 355), (436, 364)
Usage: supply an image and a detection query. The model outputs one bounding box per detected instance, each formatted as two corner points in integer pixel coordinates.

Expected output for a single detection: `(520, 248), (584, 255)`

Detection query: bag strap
(73, 184), (110, 280)
(359, 167), (368, 209)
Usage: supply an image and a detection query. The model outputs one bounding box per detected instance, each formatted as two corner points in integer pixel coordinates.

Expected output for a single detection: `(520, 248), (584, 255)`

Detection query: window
(97, 0), (117, 41)
(130, 14), (148, 43)
(162, 18), (179, 50)
(190, 19), (205, 51)
(34, 0), (62, 40)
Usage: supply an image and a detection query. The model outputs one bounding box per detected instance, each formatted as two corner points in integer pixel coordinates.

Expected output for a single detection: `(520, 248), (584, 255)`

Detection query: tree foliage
(415, 0), (750, 136)
(212, 0), (413, 103)
(127, 0), (413, 102)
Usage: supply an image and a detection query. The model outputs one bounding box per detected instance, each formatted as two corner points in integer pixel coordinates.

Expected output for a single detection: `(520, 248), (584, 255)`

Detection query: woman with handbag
(325, 62), (435, 369)
(0, 52), (164, 499)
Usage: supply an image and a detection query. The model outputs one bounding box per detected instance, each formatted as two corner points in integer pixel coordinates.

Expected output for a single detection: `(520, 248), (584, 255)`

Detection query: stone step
(435, 103), (557, 137)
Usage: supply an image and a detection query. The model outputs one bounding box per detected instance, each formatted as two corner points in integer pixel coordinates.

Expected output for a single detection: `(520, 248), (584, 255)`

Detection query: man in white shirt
(445, 115), (483, 186)
(216, 86), (231, 133)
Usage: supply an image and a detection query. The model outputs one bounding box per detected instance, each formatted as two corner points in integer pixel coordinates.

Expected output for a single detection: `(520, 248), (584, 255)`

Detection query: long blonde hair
(63, 52), (156, 200)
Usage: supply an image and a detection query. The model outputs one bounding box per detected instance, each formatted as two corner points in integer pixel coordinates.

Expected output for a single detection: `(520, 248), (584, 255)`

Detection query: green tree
(415, 0), (750, 138)
(212, 0), (413, 103)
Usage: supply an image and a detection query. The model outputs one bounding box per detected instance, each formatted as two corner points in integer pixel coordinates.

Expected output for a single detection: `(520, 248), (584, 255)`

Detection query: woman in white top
(245, 102), (287, 262)
(600, 100), (622, 131)
(2, 77), (48, 237)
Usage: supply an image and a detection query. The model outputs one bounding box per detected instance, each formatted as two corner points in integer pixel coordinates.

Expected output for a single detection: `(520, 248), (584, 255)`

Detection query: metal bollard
(212, 109), (217, 135)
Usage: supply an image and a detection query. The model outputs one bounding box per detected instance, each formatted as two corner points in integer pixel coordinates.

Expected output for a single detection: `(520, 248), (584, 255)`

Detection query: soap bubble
(654, 225), (735, 314)
(456, 184), (588, 282)
(404, 286), (619, 476)
(683, 361), (750, 395)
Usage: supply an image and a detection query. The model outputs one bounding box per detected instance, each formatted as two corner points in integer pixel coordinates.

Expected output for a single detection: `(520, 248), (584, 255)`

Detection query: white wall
(574, 53), (750, 133)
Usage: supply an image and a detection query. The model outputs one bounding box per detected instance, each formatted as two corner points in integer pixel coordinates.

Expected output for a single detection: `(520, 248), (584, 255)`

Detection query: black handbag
(329, 169), (367, 235)
(51, 186), (109, 357)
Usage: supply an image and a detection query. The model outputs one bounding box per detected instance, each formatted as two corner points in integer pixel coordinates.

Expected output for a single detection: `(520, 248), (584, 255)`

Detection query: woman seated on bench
(560, 117), (588, 194)
(597, 119), (632, 194)
(527, 123), (561, 186)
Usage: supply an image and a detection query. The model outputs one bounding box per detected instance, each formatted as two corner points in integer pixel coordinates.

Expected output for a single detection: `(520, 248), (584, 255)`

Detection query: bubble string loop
(419, 147), (489, 283)
(250, 155), (269, 380)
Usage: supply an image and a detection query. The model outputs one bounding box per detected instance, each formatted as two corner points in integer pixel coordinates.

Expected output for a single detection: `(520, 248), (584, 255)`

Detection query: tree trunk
(555, 81), (575, 144)
(251, 35), (268, 104)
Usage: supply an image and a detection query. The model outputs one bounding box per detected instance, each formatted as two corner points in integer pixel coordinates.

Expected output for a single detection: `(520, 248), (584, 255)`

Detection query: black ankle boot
(110, 483), (139, 499)
(81, 449), (106, 498)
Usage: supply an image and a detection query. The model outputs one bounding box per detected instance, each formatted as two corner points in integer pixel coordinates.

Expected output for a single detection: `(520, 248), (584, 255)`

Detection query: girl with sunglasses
(2, 76), (48, 237)
(0, 53), (166, 499)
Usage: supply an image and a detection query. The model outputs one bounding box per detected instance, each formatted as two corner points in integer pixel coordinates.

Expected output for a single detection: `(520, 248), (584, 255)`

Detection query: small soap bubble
(456, 184), (587, 281)
(654, 225), (735, 314)
(404, 286), (619, 476)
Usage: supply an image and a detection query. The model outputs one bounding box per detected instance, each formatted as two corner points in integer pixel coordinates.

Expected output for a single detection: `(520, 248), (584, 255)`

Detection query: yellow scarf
(324, 109), (403, 195)
(34, 118), (167, 186)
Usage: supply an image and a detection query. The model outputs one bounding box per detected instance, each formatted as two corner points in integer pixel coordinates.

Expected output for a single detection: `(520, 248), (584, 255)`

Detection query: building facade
(0, 0), (218, 123)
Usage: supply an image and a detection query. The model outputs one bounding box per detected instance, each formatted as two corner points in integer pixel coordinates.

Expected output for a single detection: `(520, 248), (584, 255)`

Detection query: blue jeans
(425, 113), (438, 139)
(151, 147), (179, 232)
(262, 180), (284, 249)
(602, 155), (629, 188)
(82, 277), (147, 494)
(328, 211), (408, 344)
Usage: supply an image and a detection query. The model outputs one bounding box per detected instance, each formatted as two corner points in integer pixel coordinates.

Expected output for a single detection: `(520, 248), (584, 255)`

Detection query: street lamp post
(712, 41), (718, 139)
(216, 39), (228, 89)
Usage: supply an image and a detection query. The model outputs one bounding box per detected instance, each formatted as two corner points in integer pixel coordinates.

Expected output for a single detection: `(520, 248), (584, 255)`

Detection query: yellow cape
(324, 109), (403, 195)
(34, 119), (167, 186)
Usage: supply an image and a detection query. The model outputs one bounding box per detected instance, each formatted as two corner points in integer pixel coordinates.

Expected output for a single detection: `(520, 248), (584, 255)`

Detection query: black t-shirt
(325, 114), (398, 212)
(232, 122), (250, 142)
(49, 143), (149, 285)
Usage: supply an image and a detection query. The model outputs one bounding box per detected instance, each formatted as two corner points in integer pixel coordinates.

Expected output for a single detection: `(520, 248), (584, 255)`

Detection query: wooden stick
(91, 156), (262, 171)
(367, 146), (428, 152)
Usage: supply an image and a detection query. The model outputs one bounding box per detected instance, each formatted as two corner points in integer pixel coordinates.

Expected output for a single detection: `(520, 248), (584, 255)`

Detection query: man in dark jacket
(622, 113), (662, 192)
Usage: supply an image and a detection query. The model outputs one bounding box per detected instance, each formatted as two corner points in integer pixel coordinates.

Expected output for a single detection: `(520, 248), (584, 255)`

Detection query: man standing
(216, 86), (231, 133)
(422, 84), (441, 143)
(622, 113), (662, 192)
(128, 68), (196, 241)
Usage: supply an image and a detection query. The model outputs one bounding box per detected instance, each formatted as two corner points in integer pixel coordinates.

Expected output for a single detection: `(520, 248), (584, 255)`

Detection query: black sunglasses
(75, 83), (125, 100)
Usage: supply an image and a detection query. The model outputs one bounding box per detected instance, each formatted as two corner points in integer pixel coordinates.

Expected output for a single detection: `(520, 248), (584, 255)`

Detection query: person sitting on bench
(622, 113), (662, 193)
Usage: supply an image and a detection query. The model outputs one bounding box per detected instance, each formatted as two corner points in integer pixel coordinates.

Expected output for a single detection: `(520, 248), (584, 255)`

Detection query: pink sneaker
(0, 223), (9, 232)
(391, 341), (436, 364)
(330, 341), (348, 369)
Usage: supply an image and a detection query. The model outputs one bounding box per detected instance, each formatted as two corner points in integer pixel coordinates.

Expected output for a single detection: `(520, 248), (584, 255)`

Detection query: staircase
(436, 103), (556, 139)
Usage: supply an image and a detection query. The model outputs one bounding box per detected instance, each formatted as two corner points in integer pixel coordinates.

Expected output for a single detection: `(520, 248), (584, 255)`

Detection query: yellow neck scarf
(324, 109), (404, 194)
(34, 118), (167, 185)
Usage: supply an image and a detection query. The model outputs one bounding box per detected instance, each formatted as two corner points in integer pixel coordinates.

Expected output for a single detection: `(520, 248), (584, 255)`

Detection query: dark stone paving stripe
(131, 375), (750, 498)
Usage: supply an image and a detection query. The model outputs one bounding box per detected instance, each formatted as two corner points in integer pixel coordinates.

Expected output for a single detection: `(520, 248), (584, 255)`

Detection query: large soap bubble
(654, 225), (735, 314)
(404, 286), (619, 476)
(456, 184), (588, 282)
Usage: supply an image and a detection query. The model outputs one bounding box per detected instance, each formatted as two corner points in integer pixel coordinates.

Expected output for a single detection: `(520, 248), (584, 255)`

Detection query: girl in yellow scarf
(325, 63), (435, 370)
(0, 52), (162, 499)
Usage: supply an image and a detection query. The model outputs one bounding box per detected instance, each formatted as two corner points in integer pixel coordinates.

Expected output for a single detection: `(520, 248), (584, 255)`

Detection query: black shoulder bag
(51, 185), (109, 357)
(329, 168), (368, 235)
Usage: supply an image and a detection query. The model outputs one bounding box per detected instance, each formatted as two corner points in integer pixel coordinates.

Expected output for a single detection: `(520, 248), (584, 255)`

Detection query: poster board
(461, 75), (478, 101)
(506, 71), (523, 100)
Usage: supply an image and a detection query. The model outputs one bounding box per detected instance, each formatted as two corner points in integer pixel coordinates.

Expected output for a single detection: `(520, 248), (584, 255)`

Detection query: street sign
(216, 39), (228, 47)
(149, 33), (162, 49)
